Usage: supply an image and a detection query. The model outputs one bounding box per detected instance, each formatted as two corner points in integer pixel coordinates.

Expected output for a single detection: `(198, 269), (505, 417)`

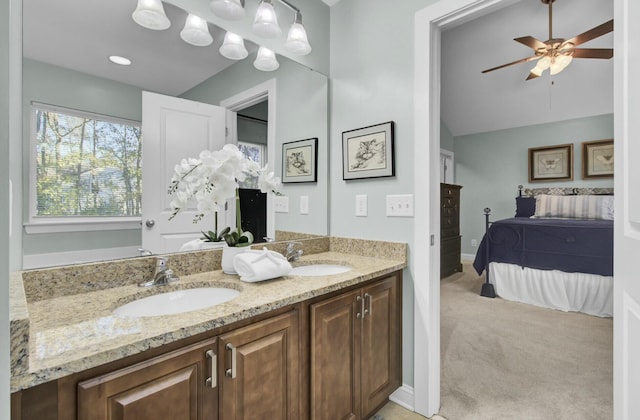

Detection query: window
(28, 103), (142, 232)
(238, 141), (266, 189)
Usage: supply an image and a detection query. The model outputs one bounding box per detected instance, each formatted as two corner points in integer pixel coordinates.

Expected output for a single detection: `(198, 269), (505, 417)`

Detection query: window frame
(25, 102), (142, 234)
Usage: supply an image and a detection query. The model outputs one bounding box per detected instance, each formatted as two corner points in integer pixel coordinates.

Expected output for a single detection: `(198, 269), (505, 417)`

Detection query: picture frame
(342, 121), (395, 180)
(282, 138), (318, 183)
(582, 139), (614, 179)
(528, 143), (573, 182)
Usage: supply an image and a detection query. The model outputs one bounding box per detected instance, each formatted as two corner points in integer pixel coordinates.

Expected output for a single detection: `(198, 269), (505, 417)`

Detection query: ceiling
(23, 0), (258, 97)
(441, 0), (614, 137)
(24, 0), (613, 136)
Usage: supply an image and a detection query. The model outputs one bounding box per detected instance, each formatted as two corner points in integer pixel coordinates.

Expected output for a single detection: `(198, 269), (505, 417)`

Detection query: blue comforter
(473, 217), (613, 277)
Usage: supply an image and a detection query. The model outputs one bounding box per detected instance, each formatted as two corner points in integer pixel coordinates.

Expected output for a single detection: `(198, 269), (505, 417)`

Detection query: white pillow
(533, 194), (614, 220)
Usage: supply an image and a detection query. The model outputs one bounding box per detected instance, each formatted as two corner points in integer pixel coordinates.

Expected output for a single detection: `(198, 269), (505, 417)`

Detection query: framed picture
(282, 138), (317, 183)
(342, 121), (395, 180)
(582, 139), (614, 179)
(528, 143), (573, 182)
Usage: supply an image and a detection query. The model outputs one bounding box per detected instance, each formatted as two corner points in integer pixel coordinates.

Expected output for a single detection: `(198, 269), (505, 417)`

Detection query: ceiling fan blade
(565, 19), (614, 46)
(514, 36), (547, 50)
(526, 72), (540, 81)
(481, 55), (540, 74)
(571, 48), (614, 59)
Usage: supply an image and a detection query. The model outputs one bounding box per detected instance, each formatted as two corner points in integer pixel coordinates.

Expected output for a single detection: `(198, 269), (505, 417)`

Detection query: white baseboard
(461, 253), (476, 262)
(23, 246), (141, 269)
(390, 384), (415, 411)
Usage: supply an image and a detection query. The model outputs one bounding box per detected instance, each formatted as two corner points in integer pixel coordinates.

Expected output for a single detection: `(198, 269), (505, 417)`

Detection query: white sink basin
(289, 264), (351, 277)
(114, 287), (240, 317)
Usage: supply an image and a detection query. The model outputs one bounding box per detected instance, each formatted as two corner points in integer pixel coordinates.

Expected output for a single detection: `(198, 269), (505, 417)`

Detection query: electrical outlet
(386, 194), (414, 217)
(274, 196), (289, 213)
(355, 195), (367, 217)
(471, 239), (478, 247)
(300, 196), (309, 215)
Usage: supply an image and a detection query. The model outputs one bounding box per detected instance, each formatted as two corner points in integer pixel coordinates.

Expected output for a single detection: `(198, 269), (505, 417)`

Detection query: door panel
(219, 310), (300, 420)
(310, 290), (361, 420)
(141, 91), (226, 253)
(615, 1), (640, 419)
(77, 338), (217, 420)
(361, 276), (401, 416)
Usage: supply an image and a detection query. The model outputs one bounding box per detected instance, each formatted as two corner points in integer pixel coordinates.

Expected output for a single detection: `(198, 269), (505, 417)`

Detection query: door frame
(220, 79), (277, 241)
(413, 0), (529, 416)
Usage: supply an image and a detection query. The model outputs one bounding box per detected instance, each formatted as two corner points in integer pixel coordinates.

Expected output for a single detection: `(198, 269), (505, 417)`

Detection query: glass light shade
(132, 0), (171, 30)
(285, 22), (311, 55)
(180, 14), (213, 46)
(253, 1), (281, 39)
(210, 0), (246, 21)
(219, 32), (248, 60)
(253, 47), (279, 71)
(550, 54), (573, 75)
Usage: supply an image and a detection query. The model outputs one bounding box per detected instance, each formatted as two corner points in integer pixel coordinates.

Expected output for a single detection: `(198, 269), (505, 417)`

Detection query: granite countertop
(10, 245), (406, 392)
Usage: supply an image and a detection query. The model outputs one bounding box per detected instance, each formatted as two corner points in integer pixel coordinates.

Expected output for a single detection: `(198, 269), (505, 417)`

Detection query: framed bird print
(342, 121), (395, 180)
(282, 138), (318, 183)
(582, 139), (613, 179)
(528, 143), (574, 182)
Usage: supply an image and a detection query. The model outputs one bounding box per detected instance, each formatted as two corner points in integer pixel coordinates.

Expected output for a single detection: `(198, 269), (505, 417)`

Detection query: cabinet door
(77, 338), (217, 420)
(310, 289), (362, 420)
(219, 310), (300, 420)
(360, 275), (401, 417)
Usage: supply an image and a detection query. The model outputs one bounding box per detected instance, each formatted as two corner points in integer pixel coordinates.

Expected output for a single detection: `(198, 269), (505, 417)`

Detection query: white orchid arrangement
(168, 144), (281, 247)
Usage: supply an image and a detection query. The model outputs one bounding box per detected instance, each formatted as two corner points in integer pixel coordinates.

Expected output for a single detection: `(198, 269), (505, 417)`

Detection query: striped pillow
(533, 194), (614, 220)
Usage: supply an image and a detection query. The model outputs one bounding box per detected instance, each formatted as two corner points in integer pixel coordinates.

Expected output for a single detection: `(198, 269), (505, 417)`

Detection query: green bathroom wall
(330, 0), (442, 391)
(181, 55), (329, 236)
(20, 59), (143, 261)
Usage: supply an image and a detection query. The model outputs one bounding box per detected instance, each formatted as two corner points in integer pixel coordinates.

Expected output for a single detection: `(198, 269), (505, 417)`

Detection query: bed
(472, 186), (614, 317)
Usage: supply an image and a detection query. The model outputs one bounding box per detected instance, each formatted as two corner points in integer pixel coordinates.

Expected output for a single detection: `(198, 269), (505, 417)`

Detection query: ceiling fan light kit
(482, 0), (613, 80)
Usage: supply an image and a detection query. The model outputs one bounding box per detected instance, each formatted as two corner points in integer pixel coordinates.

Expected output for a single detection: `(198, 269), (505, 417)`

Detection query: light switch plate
(274, 196), (289, 213)
(355, 194), (367, 217)
(300, 196), (309, 215)
(386, 194), (414, 217)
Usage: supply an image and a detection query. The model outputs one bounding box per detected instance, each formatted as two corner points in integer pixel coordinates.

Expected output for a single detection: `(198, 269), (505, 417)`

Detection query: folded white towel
(179, 239), (205, 252)
(233, 248), (292, 283)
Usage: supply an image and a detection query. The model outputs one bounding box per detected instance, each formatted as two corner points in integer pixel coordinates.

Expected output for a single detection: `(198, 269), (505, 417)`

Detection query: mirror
(19, 0), (328, 269)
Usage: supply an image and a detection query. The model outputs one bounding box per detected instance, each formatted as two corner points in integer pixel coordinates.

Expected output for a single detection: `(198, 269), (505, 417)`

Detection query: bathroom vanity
(10, 237), (406, 420)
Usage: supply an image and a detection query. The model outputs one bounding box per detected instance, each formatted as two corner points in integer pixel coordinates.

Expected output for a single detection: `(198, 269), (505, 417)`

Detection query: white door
(141, 91), (226, 254)
(614, 1), (640, 418)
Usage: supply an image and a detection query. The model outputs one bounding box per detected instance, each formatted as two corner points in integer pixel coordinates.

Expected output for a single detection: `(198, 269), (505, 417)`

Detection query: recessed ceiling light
(109, 55), (132, 66)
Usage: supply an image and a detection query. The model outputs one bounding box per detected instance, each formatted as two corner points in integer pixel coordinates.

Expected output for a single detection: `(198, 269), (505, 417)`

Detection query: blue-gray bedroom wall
(455, 113), (614, 257)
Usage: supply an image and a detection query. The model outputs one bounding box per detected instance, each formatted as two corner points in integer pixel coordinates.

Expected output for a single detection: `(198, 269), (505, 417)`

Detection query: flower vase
(221, 246), (247, 275)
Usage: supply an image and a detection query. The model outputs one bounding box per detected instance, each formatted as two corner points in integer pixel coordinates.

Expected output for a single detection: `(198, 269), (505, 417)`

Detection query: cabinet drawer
(441, 197), (459, 208)
(441, 186), (460, 199)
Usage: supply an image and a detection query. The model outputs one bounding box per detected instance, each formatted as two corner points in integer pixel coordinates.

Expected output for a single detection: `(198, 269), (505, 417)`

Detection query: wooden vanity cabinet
(77, 338), (218, 420)
(309, 273), (401, 420)
(218, 310), (300, 420)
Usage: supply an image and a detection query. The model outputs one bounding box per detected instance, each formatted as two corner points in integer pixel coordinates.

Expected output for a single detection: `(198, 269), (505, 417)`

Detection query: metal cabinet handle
(364, 293), (372, 317)
(225, 343), (237, 378)
(205, 349), (216, 388)
(356, 295), (362, 318)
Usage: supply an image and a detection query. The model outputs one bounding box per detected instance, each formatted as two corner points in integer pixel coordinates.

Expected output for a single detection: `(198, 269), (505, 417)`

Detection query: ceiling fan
(481, 0), (613, 80)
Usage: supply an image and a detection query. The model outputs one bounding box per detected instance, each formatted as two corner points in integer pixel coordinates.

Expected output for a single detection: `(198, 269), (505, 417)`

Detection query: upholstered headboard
(518, 185), (614, 197)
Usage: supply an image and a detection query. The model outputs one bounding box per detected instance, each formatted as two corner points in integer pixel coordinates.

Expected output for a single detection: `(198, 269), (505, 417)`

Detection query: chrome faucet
(139, 256), (179, 287)
(285, 242), (303, 262)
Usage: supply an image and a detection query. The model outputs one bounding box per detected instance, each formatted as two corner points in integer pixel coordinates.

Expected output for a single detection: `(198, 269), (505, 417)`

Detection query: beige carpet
(438, 262), (613, 419)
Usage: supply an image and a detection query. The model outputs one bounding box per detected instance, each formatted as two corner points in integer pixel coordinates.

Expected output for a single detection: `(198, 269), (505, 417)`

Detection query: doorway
(413, 0), (523, 416)
(220, 79), (276, 241)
